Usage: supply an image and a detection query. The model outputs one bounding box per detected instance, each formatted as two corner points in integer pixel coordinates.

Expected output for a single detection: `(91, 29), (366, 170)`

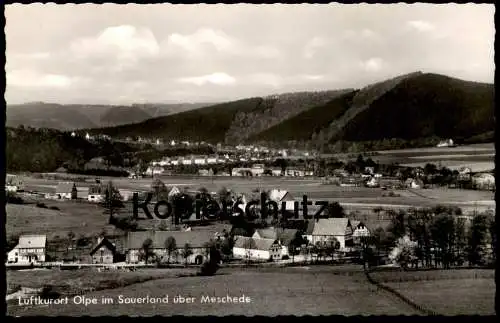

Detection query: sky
(5, 3), (495, 105)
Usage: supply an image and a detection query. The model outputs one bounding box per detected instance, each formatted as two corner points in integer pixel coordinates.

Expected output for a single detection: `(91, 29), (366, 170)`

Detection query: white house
(252, 228), (300, 257)
(351, 220), (370, 244)
(232, 168), (252, 177)
(285, 169), (305, 177)
(182, 159), (193, 165)
(207, 157), (218, 164)
(458, 167), (472, 181)
(232, 236), (282, 261)
(311, 218), (354, 250)
(270, 168), (282, 176)
(56, 182), (78, 199)
(194, 157), (206, 165)
(87, 184), (105, 203)
(250, 164), (265, 177)
(7, 234), (47, 264)
(147, 166), (165, 176)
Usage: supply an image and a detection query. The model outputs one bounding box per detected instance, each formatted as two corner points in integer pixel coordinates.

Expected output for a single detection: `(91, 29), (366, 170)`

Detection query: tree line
(363, 207), (495, 270)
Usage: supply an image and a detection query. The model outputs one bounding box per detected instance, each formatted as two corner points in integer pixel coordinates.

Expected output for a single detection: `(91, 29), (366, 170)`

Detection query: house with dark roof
(7, 235), (47, 264)
(252, 227), (301, 257)
(311, 218), (354, 250)
(232, 236), (281, 261)
(56, 182), (78, 199)
(125, 230), (217, 264)
(90, 237), (117, 264)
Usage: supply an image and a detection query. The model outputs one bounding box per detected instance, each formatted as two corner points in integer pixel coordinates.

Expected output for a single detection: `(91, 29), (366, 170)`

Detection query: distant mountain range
(6, 102), (210, 130)
(83, 72), (494, 151)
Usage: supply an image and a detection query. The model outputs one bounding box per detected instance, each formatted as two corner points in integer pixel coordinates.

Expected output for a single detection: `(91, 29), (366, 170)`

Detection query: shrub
(40, 285), (61, 300)
(6, 193), (24, 204)
(49, 206), (60, 211)
(36, 202), (48, 208)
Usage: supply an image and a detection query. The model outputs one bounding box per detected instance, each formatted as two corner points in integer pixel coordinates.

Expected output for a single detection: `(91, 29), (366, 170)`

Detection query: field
(7, 266), (421, 316)
(386, 279), (494, 315)
(373, 143), (495, 172)
(370, 269), (495, 315)
(7, 268), (196, 295)
(7, 266), (495, 316)
(6, 202), (122, 240)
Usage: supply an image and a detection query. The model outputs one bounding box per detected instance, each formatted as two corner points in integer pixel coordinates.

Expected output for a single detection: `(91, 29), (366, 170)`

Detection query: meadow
(7, 266), (420, 316)
(8, 265), (495, 316)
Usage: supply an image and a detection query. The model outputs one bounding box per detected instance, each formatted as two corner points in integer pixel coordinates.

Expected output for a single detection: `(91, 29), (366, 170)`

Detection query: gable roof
(312, 218), (351, 236)
(90, 237), (117, 255)
(254, 228), (278, 240)
(56, 182), (76, 193)
(168, 186), (181, 197)
(269, 189), (292, 202)
(233, 236), (278, 251)
(17, 235), (47, 249)
(126, 229), (217, 250)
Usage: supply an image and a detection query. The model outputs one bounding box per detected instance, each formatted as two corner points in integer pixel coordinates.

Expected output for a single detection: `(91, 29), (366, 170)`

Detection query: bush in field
(6, 192), (24, 204)
(40, 285), (60, 300)
(49, 206), (60, 211)
(36, 202), (48, 208)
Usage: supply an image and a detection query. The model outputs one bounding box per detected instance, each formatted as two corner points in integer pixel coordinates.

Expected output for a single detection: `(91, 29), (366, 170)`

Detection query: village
(5, 148), (495, 271)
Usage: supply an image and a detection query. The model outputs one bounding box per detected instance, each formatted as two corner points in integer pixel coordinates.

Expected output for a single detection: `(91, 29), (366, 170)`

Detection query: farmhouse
(285, 168), (305, 177)
(232, 236), (282, 261)
(351, 220), (370, 244)
(252, 228), (300, 257)
(125, 230), (216, 265)
(250, 164), (265, 177)
(311, 218), (354, 250)
(7, 234), (47, 264)
(90, 237), (117, 264)
(270, 168), (283, 176)
(56, 182), (78, 199)
(146, 166), (165, 176)
(88, 184), (105, 203)
(471, 173), (495, 191)
(458, 167), (472, 181)
(231, 168), (253, 177)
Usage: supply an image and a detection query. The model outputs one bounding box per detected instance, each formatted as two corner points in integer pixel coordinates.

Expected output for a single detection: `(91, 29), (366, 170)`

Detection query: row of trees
(364, 208), (495, 270)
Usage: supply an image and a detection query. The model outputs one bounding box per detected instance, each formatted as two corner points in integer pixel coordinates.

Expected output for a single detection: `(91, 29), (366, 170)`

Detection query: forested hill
(6, 102), (209, 130)
(80, 72), (496, 151)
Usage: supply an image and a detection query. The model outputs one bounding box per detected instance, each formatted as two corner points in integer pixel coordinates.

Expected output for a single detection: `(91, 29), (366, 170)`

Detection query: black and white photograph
(4, 3), (496, 316)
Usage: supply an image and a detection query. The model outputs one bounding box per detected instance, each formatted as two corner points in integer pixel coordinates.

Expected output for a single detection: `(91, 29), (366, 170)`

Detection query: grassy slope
(89, 98), (267, 143)
(6, 202), (121, 240)
(8, 267), (419, 316)
(337, 73), (495, 142)
(248, 90), (358, 143)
